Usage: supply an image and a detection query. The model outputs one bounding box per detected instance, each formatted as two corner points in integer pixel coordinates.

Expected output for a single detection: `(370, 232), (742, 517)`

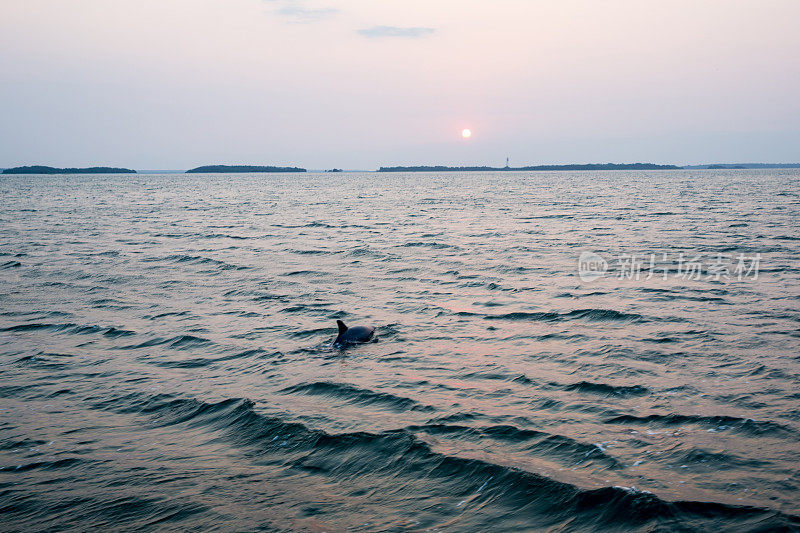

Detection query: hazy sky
(1, 0), (798, 169)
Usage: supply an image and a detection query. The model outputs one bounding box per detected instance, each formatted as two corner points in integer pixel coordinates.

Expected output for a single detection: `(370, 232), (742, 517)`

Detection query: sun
(461, 128), (472, 139)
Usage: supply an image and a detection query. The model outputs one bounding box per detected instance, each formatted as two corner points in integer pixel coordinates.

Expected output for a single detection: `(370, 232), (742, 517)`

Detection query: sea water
(1, 170), (798, 531)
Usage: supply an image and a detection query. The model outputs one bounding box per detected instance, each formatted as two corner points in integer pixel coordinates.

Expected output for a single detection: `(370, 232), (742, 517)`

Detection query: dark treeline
(186, 165), (306, 173)
(684, 163), (800, 169)
(2, 166), (136, 174)
(379, 163), (680, 172)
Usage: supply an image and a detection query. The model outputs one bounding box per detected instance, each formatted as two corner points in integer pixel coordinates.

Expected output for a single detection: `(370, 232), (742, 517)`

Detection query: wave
(286, 248), (333, 255)
(167, 335), (212, 349)
(282, 270), (325, 277)
(0, 322), (135, 338)
(142, 254), (248, 271)
(132, 356), (201, 370)
(287, 327), (335, 339)
(482, 308), (644, 322)
(565, 381), (651, 396)
(408, 423), (620, 469)
(199, 233), (251, 240)
(270, 221), (336, 229)
(457, 370), (535, 383)
(0, 437), (49, 451)
(92, 393), (800, 531)
(1, 322), (61, 332)
(402, 241), (462, 250)
(144, 310), (190, 320)
(0, 458), (83, 472)
(605, 413), (795, 437)
(514, 213), (574, 219)
(221, 289), (289, 303)
(280, 381), (435, 412)
(116, 335), (212, 351)
(13, 352), (74, 370)
(669, 448), (770, 470)
(347, 246), (395, 259)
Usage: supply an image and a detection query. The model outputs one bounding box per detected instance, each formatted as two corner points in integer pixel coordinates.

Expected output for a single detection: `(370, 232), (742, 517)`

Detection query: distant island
(378, 163), (679, 172)
(683, 163), (800, 169)
(326, 168), (343, 173)
(2, 165), (136, 174)
(186, 165), (306, 173)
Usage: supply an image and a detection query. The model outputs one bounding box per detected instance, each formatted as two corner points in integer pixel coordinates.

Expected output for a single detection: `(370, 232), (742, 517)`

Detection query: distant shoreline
(377, 163), (800, 171)
(2, 163), (799, 175)
(2, 165), (136, 175)
(185, 165), (306, 173)
(379, 163), (679, 172)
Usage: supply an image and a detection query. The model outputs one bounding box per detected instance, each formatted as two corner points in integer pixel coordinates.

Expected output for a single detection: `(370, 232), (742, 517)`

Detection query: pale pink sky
(1, 0), (798, 169)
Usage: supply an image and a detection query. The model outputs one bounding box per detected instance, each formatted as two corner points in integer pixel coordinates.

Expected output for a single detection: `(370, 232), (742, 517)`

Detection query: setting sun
(461, 128), (472, 139)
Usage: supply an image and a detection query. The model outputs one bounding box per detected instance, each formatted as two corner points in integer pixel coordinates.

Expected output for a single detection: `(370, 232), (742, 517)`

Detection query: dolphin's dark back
(334, 320), (374, 346)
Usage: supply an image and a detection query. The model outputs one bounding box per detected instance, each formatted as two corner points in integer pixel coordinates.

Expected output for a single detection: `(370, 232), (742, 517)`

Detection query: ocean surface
(1, 170), (799, 532)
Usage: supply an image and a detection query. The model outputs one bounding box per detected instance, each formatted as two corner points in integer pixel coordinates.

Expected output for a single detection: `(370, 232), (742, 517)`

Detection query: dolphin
(333, 320), (374, 346)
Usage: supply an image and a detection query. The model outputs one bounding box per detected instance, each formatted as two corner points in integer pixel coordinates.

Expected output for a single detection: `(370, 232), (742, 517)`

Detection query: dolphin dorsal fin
(336, 320), (348, 335)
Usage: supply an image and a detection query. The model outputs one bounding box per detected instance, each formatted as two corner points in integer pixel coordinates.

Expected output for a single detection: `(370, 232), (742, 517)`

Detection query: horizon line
(3, 161), (800, 174)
